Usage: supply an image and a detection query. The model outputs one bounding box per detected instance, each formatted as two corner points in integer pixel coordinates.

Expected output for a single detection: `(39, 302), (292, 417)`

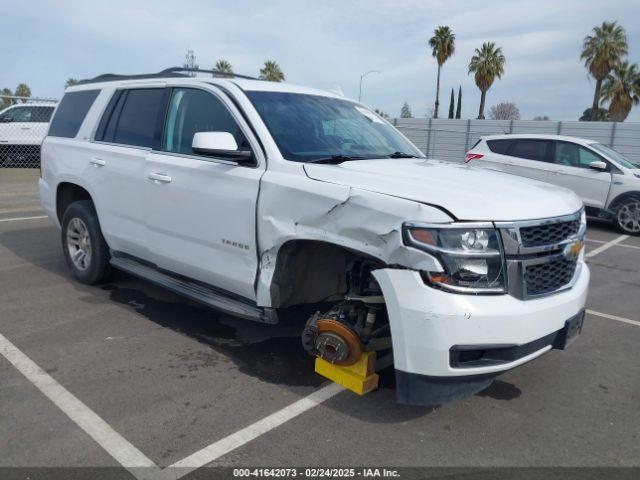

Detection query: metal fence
(0, 95), (58, 168)
(392, 118), (640, 165)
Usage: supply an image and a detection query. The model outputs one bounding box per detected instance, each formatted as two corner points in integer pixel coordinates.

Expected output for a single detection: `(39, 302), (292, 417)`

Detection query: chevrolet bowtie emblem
(563, 240), (583, 260)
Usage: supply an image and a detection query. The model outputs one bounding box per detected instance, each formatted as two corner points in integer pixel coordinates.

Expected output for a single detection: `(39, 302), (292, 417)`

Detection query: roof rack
(77, 67), (260, 85)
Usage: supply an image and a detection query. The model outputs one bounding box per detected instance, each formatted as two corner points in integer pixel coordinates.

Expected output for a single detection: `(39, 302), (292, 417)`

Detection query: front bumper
(372, 263), (589, 403)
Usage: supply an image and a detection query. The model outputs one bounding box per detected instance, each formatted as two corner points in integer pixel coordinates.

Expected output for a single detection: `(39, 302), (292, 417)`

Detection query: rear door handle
(148, 172), (172, 183)
(90, 157), (106, 167)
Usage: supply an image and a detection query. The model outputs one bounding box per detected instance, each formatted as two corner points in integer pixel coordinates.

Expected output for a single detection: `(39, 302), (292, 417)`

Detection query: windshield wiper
(307, 155), (366, 164)
(386, 151), (420, 158)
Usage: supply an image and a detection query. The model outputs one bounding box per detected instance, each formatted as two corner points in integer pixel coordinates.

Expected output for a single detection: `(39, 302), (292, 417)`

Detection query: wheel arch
(608, 191), (640, 210)
(56, 182), (93, 224)
(264, 239), (386, 309)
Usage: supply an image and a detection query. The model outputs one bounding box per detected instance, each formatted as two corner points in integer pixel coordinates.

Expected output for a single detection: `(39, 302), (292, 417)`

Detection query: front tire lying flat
(61, 200), (111, 284)
(614, 198), (640, 236)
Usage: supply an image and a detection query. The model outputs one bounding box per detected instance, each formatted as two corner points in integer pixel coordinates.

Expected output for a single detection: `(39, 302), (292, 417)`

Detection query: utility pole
(183, 49), (198, 76)
(358, 70), (380, 102)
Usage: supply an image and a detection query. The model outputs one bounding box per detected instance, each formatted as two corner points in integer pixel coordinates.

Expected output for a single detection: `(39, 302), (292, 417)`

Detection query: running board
(110, 256), (276, 324)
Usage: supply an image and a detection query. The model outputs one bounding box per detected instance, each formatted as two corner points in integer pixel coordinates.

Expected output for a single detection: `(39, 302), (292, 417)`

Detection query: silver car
(466, 134), (640, 235)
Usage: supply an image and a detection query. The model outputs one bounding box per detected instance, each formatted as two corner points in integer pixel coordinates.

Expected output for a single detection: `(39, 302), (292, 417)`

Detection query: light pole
(358, 70), (380, 102)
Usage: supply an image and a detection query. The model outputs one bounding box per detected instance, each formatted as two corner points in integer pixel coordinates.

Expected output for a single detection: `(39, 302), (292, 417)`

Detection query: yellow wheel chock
(315, 351), (379, 395)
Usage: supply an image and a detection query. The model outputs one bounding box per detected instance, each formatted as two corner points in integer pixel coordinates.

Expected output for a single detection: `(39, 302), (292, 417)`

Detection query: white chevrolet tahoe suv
(466, 134), (640, 235)
(0, 103), (55, 166)
(39, 68), (589, 405)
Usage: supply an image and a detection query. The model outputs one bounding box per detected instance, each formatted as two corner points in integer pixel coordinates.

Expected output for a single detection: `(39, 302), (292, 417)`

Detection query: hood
(304, 158), (583, 221)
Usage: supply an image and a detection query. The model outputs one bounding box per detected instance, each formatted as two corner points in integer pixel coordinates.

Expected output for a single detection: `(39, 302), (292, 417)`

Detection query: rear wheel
(61, 200), (111, 284)
(613, 198), (640, 235)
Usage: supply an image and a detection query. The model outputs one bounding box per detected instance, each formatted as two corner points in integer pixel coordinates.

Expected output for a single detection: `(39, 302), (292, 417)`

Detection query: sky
(3, 0), (640, 121)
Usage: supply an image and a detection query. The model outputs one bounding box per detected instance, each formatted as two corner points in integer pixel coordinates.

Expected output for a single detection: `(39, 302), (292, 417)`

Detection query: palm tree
(14, 83), (31, 103)
(468, 42), (505, 119)
(214, 59), (233, 78)
(259, 60), (285, 82)
(65, 78), (79, 88)
(600, 60), (640, 122)
(1, 88), (14, 108)
(428, 26), (456, 119)
(580, 21), (628, 120)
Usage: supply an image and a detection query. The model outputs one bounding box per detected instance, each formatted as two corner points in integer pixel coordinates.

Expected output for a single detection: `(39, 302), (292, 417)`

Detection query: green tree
(579, 107), (609, 121)
(374, 108), (390, 119)
(428, 26), (456, 119)
(468, 42), (506, 119)
(400, 101), (413, 118)
(1, 88), (14, 109)
(14, 83), (31, 103)
(455, 86), (462, 119)
(448, 88), (455, 118)
(580, 21), (628, 120)
(259, 60), (285, 82)
(214, 59), (233, 77)
(65, 78), (79, 88)
(600, 60), (640, 122)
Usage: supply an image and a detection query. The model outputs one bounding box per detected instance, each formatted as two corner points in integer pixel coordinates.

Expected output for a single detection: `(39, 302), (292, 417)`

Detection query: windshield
(590, 143), (640, 169)
(246, 91), (423, 162)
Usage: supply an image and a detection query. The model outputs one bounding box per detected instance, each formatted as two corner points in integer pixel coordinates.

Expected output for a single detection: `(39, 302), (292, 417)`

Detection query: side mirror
(589, 160), (608, 171)
(192, 132), (253, 164)
(0, 116), (12, 123)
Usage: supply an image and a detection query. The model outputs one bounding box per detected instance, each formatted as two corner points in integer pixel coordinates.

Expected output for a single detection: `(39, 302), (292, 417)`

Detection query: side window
(48, 90), (100, 138)
(1, 107), (31, 122)
(110, 89), (164, 148)
(509, 139), (552, 162)
(486, 139), (513, 154)
(162, 88), (247, 155)
(31, 106), (55, 123)
(554, 142), (605, 169)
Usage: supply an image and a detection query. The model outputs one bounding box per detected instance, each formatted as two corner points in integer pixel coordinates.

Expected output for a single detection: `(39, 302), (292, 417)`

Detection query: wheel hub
(66, 218), (92, 270)
(618, 201), (640, 233)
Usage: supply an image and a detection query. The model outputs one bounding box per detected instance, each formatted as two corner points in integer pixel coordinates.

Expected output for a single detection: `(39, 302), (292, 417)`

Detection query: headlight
(403, 222), (506, 294)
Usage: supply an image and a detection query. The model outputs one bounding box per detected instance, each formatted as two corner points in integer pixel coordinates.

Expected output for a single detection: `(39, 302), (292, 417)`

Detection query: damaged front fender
(255, 168), (452, 307)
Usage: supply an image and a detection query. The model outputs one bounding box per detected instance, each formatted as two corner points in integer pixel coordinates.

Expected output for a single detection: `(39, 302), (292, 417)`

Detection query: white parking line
(585, 234), (630, 258)
(586, 238), (640, 251)
(0, 327), (344, 479)
(167, 383), (344, 478)
(587, 309), (640, 327)
(0, 215), (48, 223)
(0, 332), (160, 478)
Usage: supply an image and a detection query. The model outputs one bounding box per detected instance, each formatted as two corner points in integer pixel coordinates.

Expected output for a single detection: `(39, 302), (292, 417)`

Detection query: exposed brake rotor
(302, 313), (363, 365)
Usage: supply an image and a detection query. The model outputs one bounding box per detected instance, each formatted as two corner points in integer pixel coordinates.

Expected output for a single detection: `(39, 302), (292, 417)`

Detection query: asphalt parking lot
(1, 169), (639, 477)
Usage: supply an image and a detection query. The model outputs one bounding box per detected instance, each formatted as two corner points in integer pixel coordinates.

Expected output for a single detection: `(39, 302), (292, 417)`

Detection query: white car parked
(466, 134), (640, 235)
(39, 68), (589, 405)
(0, 103), (55, 166)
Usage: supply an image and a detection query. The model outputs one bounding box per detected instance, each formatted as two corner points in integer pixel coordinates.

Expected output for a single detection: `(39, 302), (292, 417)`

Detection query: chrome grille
(519, 219), (581, 248)
(496, 210), (585, 300)
(524, 257), (578, 296)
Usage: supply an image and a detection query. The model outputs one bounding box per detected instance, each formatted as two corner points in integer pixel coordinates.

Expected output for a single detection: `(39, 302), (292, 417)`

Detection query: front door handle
(148, 172), (172, 184)
(90, 157), (106, 167)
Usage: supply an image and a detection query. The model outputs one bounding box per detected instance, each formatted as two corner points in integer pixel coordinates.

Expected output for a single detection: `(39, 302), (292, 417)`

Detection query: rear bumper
(372, 264), (589, 402)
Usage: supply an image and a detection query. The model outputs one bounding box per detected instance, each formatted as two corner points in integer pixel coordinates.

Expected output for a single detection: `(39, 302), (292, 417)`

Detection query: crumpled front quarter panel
(255, 168), (452, 306)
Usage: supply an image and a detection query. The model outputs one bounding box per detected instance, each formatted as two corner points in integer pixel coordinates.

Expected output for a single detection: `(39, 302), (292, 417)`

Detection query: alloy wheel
(617, 201), (640, 234)
(66, 217), (92, 270)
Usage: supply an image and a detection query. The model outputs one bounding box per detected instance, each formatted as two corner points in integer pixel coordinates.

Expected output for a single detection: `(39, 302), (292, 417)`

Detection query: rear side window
(48, 90), (100, 138)
(103, 89), (164, 148)
(31, 106), (55, 122)
(486, 139), (514, 154)
(509, 139), (552, 162)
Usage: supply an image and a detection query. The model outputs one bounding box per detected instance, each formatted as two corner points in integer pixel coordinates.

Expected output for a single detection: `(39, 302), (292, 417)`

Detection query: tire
(613, 197), (640, 236)
(61, 200), (111, 284)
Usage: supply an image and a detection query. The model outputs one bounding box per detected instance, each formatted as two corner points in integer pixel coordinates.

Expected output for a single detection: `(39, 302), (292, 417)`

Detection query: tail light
(465, 153), (484, 163)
